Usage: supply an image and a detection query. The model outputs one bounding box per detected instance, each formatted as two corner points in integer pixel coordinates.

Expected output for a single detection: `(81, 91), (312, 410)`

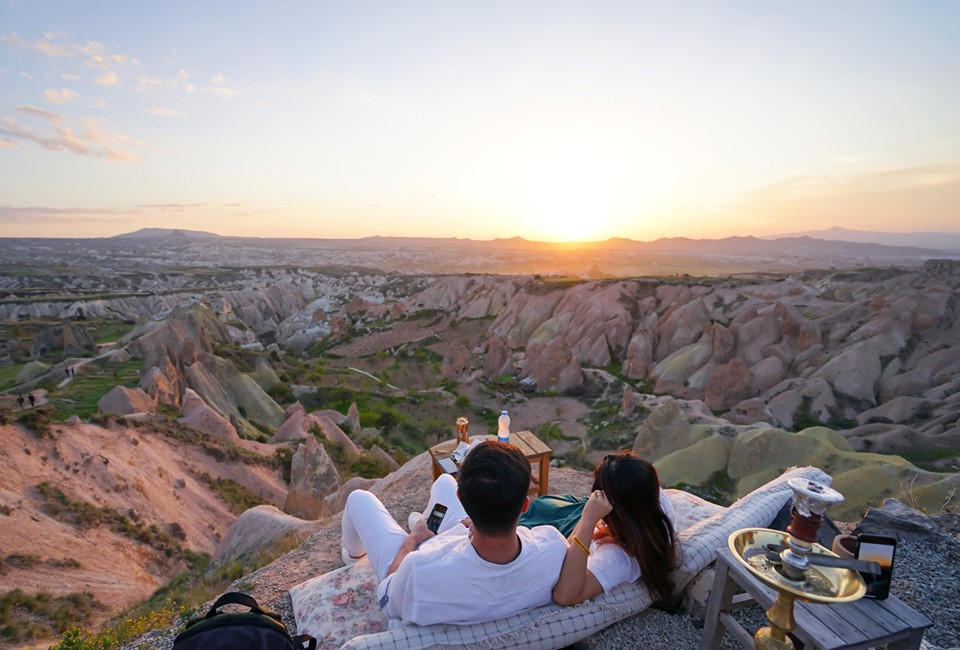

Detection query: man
(340, 440), (567, 627)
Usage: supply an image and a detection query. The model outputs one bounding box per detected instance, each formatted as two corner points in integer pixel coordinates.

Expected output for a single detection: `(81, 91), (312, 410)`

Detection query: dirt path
(56, 358), (96, 388)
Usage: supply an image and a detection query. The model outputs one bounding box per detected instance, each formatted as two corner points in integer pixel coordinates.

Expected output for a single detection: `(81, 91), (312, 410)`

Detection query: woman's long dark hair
(592, 452), (678, 600)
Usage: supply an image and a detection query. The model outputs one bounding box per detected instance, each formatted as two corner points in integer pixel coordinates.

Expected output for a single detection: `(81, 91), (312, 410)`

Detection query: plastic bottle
(497, 410), (510, 444)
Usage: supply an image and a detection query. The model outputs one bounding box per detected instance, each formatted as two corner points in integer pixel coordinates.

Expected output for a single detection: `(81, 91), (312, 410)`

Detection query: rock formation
(283, 437), (342, 520)
(98, 385), (156, 415)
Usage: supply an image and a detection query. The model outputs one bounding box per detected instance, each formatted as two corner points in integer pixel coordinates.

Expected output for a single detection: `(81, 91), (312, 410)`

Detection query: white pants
(341, 474), (468, 581)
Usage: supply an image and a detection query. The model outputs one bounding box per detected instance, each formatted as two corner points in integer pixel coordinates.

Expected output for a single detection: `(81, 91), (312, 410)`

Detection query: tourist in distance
(520, 452), (678, 605)
(339, 440), (567, 627)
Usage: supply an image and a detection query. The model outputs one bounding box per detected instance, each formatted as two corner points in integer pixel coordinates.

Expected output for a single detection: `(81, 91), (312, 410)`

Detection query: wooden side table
(427, 429), (553, 496)
(701, 547), (932, 650)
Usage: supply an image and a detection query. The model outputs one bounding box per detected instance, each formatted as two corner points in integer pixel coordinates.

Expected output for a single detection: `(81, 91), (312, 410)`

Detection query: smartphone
(438, 457), (458, 474)
(425, 503), (448, 534)
(856, 534), (896, 600)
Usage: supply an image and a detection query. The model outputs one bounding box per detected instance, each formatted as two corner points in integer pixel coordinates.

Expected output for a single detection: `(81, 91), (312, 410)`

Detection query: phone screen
(425, 504), (447, 533)
(857, 536), (896, 600)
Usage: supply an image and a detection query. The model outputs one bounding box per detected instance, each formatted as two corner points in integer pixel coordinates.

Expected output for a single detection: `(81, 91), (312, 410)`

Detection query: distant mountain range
(765, 226), (960, 251)
(114, 227), (221, 241)
(111, 227), (960, 256)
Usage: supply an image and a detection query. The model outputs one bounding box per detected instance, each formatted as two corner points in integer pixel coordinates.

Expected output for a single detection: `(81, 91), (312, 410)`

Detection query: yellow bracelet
(571, 535), (591, 557)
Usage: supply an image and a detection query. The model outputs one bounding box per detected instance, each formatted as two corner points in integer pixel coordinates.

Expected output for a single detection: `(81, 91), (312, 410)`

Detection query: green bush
(17, 406), (53, 437)
(267, 381), (294, 404)
(0, 589), (98, 644)
(197, 473), (269, 515)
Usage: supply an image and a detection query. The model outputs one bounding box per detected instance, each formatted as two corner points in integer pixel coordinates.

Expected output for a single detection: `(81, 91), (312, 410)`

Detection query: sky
(1, 1), (958, 242)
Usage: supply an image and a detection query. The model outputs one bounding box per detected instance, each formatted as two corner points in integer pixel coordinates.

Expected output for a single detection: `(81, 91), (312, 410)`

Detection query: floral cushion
(289, 490), (721, 649)
(289, 557), (387, 650)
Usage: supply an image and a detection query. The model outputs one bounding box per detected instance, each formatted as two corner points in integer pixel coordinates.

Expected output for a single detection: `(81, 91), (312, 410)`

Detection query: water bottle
(497, 410), (510, 444)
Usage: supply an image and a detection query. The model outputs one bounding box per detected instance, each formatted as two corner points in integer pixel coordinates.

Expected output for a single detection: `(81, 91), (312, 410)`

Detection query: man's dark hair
(457, 441), (530, 536)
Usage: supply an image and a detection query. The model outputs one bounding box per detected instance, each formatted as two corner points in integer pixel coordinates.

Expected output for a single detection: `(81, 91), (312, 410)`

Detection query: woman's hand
(582, 489), (613, 525)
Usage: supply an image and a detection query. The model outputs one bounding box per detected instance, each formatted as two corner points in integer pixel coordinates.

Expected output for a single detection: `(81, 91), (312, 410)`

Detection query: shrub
(17, 406), (53, 437)
(267, 381), (294, 404)
(0, 589), (98, 643)
(197, 473), (269, 515)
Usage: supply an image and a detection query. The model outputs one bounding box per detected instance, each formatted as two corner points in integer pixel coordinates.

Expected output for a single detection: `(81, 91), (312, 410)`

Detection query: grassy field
(46, 360), (143, 421)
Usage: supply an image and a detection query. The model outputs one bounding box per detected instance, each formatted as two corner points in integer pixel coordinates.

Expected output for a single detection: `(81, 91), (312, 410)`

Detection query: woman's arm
(552, 490), (611, 606)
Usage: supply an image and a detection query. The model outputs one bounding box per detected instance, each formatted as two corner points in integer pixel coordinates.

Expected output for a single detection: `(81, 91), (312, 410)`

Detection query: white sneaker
(341, 546), (365, 566)
(408, 512), (424, 532)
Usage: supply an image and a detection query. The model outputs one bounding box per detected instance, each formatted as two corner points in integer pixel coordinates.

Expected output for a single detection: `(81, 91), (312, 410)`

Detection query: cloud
(732, 163), (960, 209)
(16, 104), (64, 122)
(203, 86), (236, 98)
(136, 74), (164, 89)
(1, 33), (75, 58)
(137, 73), (191, 91)
(3, 34), (138, 82)
(210, 73), (226, 84)
(0, 138), (16, 149)
(0, 204), (132, 224)
(20, 71), (31, 79)
(60, 73), (81, 81)
(145, 106), (182, 117)
(95, 71), (118, 86)
(0, 116), (140, 162)
(139, 203), (205, 211)
(726, 161), (960, 230)
(44, 87), (79, 104)
(184, 83), (196, 92)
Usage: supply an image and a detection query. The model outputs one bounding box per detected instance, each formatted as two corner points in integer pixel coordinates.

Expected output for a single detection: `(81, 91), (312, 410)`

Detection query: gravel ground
(583, 518), (960, 650)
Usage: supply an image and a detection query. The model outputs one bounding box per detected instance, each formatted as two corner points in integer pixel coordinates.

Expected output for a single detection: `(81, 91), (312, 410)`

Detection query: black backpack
(174, 592), (316, 650)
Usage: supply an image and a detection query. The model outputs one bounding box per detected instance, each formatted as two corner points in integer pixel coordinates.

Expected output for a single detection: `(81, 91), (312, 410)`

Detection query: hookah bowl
(727, 479), (866, 650)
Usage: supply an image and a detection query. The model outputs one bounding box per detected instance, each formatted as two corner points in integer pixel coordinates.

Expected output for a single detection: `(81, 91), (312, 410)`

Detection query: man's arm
(385, 518), (434, 578)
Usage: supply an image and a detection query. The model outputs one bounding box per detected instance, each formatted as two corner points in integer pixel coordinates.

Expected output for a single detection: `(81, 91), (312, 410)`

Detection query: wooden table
(428, 429), (553, 496)
(701, 547), (932, 650)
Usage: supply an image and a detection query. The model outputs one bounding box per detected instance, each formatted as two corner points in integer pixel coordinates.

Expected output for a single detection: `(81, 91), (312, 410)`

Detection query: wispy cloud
(145, 106), (182, 117)
(203, 86), (236, 98)
(139, 203), (206, 211)
(60, 73), (81, 81)
(44, 87), (79, 104)
(94, 71), (118, 86)
(731, 162), (960, 210)
(0, 204), (132, 224)
(202, 72), (235, 97)
(0, 115), (140, 161)
(1, 33), (75, 57)
(17, 104), (64, 122)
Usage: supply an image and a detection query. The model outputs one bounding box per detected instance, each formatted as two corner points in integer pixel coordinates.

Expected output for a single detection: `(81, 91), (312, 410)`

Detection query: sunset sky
(1, 2), (958, 242)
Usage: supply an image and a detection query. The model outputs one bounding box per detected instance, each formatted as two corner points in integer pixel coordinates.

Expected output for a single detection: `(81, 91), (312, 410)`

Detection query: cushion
(291, 466), (829, 649)
(290, 558), (387, 650)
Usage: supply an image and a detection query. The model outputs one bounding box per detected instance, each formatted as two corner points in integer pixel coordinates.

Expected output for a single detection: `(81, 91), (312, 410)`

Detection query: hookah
(728, 479), (879, 650)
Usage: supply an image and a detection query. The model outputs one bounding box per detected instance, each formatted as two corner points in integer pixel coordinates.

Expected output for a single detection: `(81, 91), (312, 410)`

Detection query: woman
(542, 452), (678, 605)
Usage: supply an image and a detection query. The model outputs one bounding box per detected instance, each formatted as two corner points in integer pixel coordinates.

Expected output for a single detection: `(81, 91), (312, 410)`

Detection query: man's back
(379, 524), (567, 627)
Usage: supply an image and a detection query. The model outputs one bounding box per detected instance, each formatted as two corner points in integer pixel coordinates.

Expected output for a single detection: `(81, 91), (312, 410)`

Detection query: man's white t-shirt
(377, 524), (567, 627)
(587, 488), (676, 594)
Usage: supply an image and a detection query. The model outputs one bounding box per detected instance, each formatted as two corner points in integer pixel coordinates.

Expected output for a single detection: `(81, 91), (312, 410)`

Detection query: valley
(1, 231), (959, 647)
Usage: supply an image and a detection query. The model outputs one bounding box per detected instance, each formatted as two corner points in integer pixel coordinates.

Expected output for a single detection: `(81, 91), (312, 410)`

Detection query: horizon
(5, 223), (960, 245)
(1, 2), (959, 241)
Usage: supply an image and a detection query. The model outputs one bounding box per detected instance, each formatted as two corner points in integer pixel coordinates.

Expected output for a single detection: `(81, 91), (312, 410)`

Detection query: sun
(484, 131), (638, 243)
(533, 189), (605, 242)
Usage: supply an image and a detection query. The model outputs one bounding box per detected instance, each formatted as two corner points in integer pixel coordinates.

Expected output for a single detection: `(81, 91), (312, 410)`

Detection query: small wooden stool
(701, 548), (931, 650)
